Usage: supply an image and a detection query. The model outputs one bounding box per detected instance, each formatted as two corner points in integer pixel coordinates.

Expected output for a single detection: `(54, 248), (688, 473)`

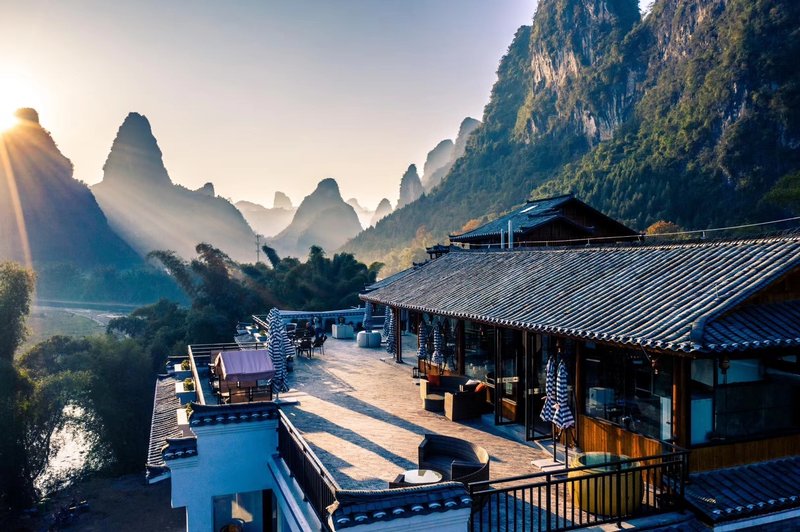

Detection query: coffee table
(424, 393), (445, 412)
(402, 469), (443, 485)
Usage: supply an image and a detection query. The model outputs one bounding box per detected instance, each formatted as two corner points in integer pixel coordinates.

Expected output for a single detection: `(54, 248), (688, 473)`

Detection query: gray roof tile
(361, 237), (800, 354)
(685, 456), (800, 523)
(328, 482), (471, 528)
(146, 375), (184, 480)
(450, 194), (576, 241)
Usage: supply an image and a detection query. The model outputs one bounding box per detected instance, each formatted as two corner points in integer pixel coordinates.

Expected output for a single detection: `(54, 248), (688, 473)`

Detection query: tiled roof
(450, 194), (576, 241)
(704, 301), (800, 351)
(685, 456), (800, 523)
(146, 375), (184, 481)
(365, 265), (421, 292)
(328, 482), (471, 529)
(188, 401), (279, 427)
(162, 437), (198, 461)
(361, 237), (800, 354)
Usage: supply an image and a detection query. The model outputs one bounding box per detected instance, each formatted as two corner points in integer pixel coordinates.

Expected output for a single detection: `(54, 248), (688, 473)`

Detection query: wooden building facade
(362, 237), (800, 473)
(449, 193), (638, 249)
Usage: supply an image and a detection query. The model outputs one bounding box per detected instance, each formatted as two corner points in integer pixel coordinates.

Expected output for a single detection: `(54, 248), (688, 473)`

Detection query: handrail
(277, 410), (340, 530)
(469, 446), (689, 489)
(468, 446), (689, 531)
(188, 342), (266, 357)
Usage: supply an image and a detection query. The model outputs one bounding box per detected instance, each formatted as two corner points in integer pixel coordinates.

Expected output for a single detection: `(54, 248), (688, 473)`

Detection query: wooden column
(456, 320), (465, 374)
(673, 356), (690, 448)
(574, 343), (584, 415)
(394, 307), (402, 363)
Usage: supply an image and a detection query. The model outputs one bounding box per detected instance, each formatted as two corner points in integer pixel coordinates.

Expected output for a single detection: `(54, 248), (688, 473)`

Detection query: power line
(452, 215), (800, 249)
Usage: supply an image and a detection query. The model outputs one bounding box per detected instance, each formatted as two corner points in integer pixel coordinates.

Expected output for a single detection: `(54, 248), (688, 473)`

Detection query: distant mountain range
(268, 178), (363, 258)
(342, 0), (800, 273)
(397, 164), (423, 209)
(236, 192), (296, 238)
(0, 108), (140, 268)
(369, 198), (393, 227)
(92, 113), (258, 263)
(421, 117), (481, 193)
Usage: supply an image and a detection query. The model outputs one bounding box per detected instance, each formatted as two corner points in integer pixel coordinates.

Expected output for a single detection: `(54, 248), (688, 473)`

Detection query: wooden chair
(297, 337), (313, 358)
(312, 335), (327, 356)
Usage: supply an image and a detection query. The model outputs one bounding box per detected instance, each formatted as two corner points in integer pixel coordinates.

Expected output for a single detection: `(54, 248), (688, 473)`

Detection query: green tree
(0, 262), (35, 362)
(0, 262), (36, 512)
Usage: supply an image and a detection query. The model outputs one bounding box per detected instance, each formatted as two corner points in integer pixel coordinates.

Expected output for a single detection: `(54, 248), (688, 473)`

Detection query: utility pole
(256, 234), (261, 263)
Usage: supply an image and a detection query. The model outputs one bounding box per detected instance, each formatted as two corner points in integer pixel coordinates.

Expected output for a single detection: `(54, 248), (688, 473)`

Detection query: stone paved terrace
(278, 333), (552, 490)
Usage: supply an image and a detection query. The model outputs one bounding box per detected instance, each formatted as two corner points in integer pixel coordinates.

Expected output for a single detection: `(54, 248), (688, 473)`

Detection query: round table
(424, 393), (445, 412)
(403, 468), (443, 485)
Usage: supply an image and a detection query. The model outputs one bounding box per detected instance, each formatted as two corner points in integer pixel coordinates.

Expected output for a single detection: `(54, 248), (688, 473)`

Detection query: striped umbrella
(385, 308), (397, 356)
(267, 308), (289, 397)
(553, 359), (575, 430)
(416, 320), (429, 360)
(431, 322), (444, 367)
(382, 306), (391, 339)
(540, 356), (556, 423)
(363, 303), (373, 332)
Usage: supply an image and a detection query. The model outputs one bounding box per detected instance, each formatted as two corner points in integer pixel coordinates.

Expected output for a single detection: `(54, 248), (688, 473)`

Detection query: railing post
(545, 473), (551, 531)
(616, 462), (623, 527)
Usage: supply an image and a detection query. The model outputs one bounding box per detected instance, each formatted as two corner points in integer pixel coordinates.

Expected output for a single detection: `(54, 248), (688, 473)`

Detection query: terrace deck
(278, 334), (549, 490)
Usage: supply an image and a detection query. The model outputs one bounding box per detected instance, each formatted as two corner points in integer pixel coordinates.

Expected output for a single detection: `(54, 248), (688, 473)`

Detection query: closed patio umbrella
(431, 322), (444, 367)
(382, 306), (391, 339)
(363, 303), (373, 332)
(540, 356), (556, 423)
(552, 359), (575, 467)
(385, 308), (397, 356)
(553, 359), (575, 430)
(267, 308), (289, 398)
(417, 320), (429, 360)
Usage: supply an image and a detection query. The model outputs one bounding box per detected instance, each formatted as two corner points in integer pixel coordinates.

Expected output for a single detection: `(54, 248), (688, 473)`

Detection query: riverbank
(8, 474), (184, 531)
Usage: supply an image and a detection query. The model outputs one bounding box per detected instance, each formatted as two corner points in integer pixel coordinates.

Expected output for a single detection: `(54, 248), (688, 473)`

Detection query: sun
(0, 70), (45, 131)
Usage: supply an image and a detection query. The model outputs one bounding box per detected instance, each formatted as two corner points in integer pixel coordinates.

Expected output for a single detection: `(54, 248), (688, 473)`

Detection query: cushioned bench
(418, 433), (490, 485)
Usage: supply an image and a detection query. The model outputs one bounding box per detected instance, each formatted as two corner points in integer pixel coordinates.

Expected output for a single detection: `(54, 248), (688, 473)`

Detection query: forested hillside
(342, 0), (800, 274)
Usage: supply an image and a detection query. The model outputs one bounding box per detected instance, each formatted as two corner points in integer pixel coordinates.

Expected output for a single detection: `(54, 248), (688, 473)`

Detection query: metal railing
(187, 342), (266, 358)
(469, 446), (689, 531)
(277, 410), (340, 530)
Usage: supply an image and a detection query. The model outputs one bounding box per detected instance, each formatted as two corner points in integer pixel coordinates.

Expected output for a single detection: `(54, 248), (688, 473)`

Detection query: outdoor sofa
(420, 375), (486, 421)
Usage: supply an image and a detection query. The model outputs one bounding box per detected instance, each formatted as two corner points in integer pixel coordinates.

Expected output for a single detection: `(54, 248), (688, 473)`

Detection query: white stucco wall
(166, 418), (319, 532)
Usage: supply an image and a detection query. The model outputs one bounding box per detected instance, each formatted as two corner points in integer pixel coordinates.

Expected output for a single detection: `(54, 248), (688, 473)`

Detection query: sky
(0, 1), (649, 210)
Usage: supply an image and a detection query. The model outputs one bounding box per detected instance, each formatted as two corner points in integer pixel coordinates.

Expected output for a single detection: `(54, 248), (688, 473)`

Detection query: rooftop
(449, 193), (636, 243)
(278, 334), (550, 489)
(362, 236), (800, 354)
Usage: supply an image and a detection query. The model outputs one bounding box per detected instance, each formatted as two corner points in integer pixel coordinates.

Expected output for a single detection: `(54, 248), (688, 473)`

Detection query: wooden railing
(277, 411), (340, 530)
(468, 445), (688, 531)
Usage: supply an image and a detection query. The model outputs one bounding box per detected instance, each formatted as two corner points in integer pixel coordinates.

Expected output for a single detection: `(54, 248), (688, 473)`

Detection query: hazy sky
(0, 1), (649, 209)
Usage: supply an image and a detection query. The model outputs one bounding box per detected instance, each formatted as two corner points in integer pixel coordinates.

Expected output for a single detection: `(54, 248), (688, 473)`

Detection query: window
(691, 355), (800, 444)
(583, 347), (673, 441)
(464, 321), (495, 382)
(213, 490), (270, 532)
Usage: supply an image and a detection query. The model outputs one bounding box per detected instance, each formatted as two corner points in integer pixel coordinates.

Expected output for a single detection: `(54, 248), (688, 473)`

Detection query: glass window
(583, 347), (673, 441)
(464, 321), (495, 382)
(498, 328), (523, 401)
(213, 490), (263, 532)
(692, 355), (800, 443)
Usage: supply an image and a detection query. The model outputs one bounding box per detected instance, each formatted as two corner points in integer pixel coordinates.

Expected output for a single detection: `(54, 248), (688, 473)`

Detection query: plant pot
(567, 452), (643, 516)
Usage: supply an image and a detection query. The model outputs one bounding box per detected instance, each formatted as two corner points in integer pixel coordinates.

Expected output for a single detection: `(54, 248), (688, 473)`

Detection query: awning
(215, 350), (275, 382)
